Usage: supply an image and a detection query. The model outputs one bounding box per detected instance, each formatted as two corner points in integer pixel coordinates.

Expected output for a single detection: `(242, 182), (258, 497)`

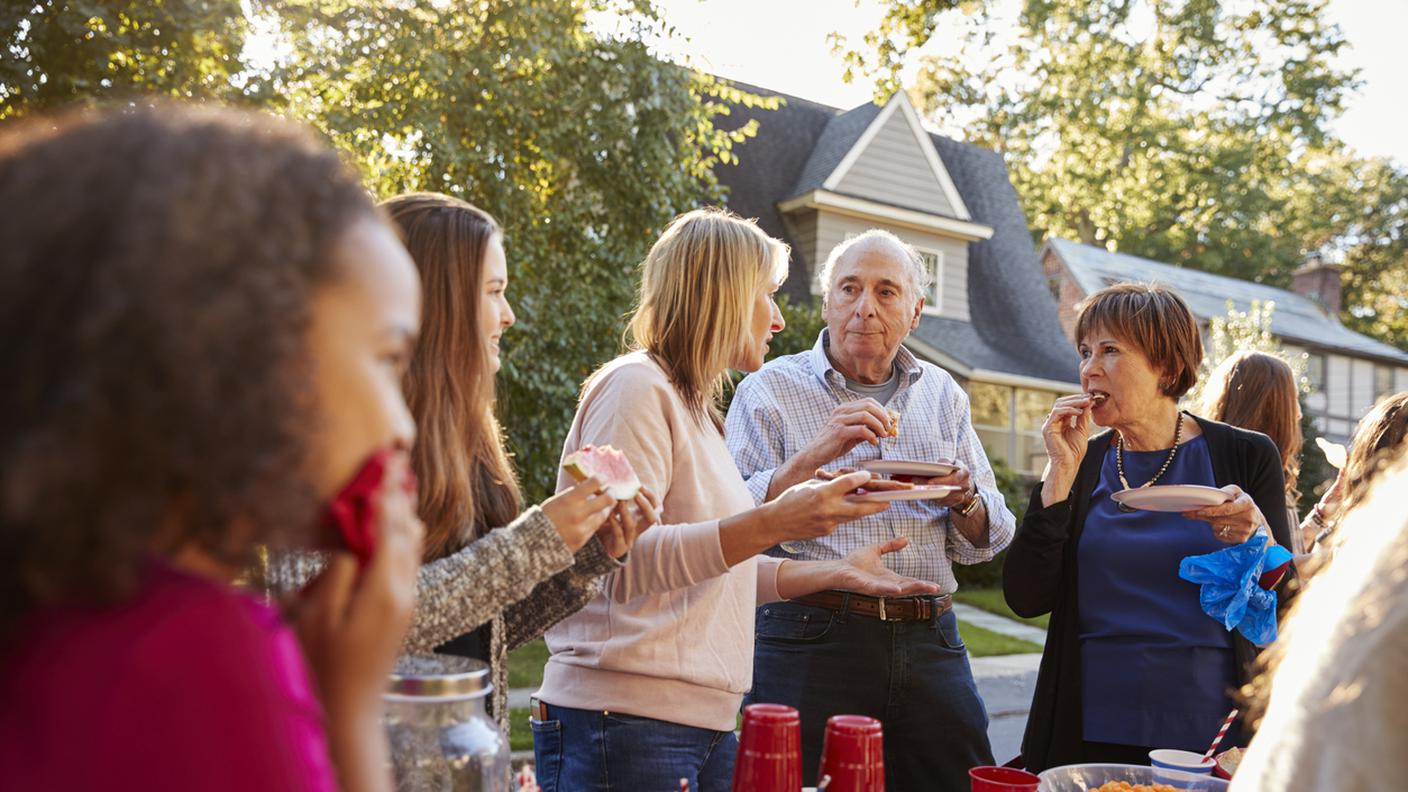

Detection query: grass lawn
(507, 638), (550, 689)
(954, 587), (1050, 631)
(957, 619), (1043, 656)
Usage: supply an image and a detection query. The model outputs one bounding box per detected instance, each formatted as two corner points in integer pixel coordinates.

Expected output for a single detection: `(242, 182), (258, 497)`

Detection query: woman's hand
(1039, 394), (1096, 506)
(768, 470), (891, 543)
(830, 538), (942, 596)
(541, 477), (617, 553)
(1184, 485), (1269, 544)
(296, 456), (424, 792)
(595, 486), (660, 559)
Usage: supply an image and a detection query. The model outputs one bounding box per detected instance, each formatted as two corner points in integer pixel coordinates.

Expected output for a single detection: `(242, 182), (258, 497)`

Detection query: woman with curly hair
(261, 192), (659, 731)
(0, 104), (424, 792)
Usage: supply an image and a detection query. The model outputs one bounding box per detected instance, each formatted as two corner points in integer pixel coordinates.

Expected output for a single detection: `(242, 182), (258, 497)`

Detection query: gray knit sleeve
(500, 535), (623, 651)
(252, 506), (576, 654)
(400, 506), (575, 653)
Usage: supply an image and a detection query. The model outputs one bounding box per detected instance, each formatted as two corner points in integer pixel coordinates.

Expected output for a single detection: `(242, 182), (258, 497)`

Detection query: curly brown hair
(0, 103), (379, 638)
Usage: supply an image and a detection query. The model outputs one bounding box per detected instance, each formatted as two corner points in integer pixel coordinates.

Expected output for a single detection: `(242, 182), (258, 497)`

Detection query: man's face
(821, 241), (923, 377)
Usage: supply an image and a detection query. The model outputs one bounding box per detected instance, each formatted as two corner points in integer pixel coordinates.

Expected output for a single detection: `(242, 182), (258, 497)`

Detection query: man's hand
(916, 461), (975, 509)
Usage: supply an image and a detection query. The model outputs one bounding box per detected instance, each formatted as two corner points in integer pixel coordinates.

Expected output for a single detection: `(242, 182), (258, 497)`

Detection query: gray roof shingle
(713, 81), (1080, 386)
(1046, 238), (1408, 365)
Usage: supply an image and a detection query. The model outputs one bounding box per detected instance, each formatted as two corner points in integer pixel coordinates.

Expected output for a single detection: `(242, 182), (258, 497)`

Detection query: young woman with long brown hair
(262, 192), (657, 729)
(1200, 350), (1306, 552)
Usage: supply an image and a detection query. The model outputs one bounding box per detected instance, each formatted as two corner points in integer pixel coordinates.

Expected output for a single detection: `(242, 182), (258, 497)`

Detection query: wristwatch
(955, 485), (982, 518)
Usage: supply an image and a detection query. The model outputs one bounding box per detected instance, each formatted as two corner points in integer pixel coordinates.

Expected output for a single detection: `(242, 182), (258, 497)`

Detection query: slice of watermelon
(563, 444), (642, 500)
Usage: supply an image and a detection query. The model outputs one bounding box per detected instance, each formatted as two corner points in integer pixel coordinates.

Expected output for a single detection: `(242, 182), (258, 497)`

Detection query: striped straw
(1203, 708), (1240, 762)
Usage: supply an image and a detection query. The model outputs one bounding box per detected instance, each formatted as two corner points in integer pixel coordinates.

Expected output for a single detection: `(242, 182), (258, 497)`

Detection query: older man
(725, 229), (1014, 791)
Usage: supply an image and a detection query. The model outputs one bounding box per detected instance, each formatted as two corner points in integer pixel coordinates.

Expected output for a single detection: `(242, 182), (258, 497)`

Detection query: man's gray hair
(816, 229), (932, 299)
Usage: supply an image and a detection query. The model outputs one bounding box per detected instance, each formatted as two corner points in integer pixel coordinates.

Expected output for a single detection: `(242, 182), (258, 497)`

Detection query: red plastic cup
(817, 715), (884, 791)
(732, 704), (801, 792)
(968, 766), (1040, 791)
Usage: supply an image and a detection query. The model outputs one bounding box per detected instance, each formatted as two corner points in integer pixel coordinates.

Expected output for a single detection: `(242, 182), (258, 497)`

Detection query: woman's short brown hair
(0, 103), (378, 636)
(1074, 282), (1204, 399)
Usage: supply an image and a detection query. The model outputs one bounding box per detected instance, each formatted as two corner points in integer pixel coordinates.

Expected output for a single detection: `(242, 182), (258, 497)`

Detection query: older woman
(1004, 283), (1295, 772)
(1199, 351), (1306, 553)
(532, 208), (939, 791)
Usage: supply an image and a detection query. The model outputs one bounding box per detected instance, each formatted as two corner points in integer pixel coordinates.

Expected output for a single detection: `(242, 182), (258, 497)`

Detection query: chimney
(1291, 252), (1343, 320)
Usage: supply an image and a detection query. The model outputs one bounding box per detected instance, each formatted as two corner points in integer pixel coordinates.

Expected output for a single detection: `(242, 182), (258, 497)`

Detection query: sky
(643, 0), (1408, 165)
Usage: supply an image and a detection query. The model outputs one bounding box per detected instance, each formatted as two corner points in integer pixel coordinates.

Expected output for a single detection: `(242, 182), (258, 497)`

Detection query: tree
(269, 0), (775, 500)
(838, 0), (1408, 348)
(1, 0), (261, 118)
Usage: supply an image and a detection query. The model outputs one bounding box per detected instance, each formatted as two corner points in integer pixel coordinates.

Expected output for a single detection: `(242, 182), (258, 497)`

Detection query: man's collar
(810, 328), (923, 385)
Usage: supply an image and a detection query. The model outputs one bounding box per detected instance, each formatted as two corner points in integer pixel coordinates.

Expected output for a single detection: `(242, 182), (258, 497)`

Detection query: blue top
(1077, 434), (1237, 750)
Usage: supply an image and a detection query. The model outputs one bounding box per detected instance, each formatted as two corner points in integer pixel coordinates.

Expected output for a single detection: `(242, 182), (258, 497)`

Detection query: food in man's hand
(562, 444), (642, 500)
(885, 409), (901, 437)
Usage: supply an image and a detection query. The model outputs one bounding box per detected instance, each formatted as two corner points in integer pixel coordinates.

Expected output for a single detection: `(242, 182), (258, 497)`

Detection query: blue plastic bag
(1178, 532), (1291, 647)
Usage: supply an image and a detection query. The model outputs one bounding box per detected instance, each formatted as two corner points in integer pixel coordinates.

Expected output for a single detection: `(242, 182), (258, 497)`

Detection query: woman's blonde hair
(625, 207), (788, 429)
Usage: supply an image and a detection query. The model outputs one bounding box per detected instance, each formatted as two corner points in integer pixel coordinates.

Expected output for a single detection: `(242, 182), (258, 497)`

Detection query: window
(1375, 365), (1395, 399)
(1306, 353), (1326, 392)
(967, 382), (1060, 476)
(917, 248), (944, 314)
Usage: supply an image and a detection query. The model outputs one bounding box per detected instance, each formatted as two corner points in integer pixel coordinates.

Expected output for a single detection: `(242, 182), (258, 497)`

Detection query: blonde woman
(530, 208), (939, 791)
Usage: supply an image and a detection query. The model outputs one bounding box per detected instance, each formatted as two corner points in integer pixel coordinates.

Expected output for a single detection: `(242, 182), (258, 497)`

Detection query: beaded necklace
(1114, 413), (1184, 512)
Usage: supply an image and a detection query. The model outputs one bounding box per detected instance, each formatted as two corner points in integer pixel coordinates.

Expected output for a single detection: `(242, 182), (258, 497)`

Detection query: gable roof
(713, 81), (1081, 387)
(790, 93), (972, 220)
(1045, 238), (1408, 365)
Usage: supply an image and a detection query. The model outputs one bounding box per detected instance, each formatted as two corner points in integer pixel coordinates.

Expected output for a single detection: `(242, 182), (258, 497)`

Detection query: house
(714, 84), (1080, 476)
(1042, 239), (1408, 442)
(713, 81), (1408, 469)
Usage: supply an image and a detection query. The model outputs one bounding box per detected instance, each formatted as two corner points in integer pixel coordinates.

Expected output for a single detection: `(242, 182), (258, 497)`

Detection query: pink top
(539, 352), (785, 732)
(1, 560), (336, 792)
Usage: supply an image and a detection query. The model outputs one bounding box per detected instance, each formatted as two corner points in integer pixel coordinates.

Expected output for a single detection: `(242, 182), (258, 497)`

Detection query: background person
(1199, 350), (1307, 553)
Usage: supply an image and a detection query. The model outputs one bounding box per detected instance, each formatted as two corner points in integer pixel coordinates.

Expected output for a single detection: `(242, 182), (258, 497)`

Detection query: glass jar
(384, 655), (510, 792)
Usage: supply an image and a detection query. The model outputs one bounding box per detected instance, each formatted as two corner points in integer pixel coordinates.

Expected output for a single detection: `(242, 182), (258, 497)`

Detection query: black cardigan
(1003, 415), (1295, 772)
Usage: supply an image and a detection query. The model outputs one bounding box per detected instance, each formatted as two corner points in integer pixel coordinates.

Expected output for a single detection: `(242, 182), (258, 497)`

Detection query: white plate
(846, 485), (958, 502)
(859, 459), (958, 479)
(1110, 484), (1231, 512)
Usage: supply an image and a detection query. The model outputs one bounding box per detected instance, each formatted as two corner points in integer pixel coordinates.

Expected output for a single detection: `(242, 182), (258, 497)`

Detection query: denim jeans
(750, 601), (993, 792)
(531, 703), (738, 792)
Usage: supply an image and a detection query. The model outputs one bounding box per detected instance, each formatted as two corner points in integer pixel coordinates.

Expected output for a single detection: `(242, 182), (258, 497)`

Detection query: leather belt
(792, 590), (952, 622)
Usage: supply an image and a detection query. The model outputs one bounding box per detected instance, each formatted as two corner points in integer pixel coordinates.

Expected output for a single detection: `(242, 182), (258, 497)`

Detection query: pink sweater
(1, 560), (336, 791)
(539, 352), (784, 731)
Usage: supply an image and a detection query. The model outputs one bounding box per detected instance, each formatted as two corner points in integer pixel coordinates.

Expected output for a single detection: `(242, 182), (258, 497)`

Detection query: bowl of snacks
(1036, 763), (1229, 791)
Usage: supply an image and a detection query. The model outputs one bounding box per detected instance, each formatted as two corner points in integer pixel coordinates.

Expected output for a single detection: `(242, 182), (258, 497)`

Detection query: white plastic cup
(1149, 748), (1216, 776)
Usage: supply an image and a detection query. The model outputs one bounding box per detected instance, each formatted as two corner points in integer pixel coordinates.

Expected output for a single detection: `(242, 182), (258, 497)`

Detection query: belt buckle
(878, 596), (904, 622)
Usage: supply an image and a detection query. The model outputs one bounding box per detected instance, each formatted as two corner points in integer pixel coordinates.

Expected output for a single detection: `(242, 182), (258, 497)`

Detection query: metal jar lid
(386, 654), (492, 701)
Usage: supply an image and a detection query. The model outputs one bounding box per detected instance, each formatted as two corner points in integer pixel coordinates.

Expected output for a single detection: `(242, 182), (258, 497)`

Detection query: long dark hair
(1201, 351), (1303, 503)
(0, 103), (378, 638)
(380, 193), (522, 561)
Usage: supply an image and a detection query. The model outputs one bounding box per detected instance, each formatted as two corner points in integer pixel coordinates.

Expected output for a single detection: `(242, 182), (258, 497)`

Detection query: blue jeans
(531, 704), (738, 792)
(750, 601), (993, 792)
